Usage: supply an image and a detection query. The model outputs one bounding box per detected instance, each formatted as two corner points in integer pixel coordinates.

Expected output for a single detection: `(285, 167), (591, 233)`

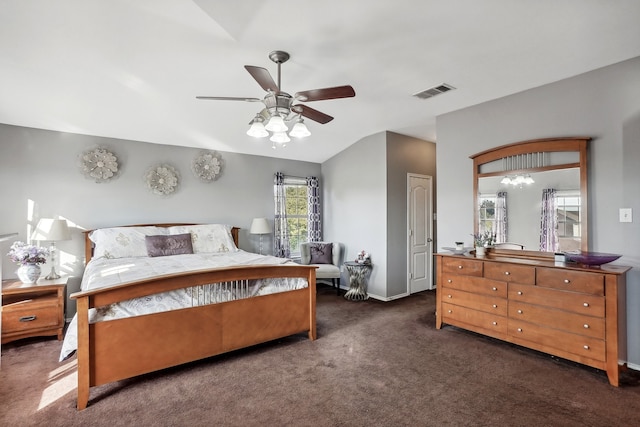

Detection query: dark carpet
(2, 285), (640, 427)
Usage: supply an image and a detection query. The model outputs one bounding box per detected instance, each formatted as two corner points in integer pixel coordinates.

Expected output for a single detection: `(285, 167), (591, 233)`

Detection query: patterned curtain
(495, 191), (508, 243)
(539, 188), (558, 252)
(273, 172), (290, 258)
(306, 176), (322, 242)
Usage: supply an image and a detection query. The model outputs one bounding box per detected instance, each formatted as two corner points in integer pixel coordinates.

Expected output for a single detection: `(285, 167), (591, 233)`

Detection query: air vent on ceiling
(413, 83), (456, 100)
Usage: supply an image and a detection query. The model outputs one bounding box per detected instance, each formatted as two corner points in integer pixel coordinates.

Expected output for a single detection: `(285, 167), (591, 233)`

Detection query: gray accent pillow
(145, 233), (194, 257)
(310, 243), (333, 264)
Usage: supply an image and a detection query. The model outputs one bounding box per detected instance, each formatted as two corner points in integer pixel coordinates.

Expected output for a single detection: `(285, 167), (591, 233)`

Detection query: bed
(62, 223), (317, 410)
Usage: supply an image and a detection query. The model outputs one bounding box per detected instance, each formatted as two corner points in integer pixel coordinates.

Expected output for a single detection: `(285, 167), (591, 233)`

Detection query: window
(278, 177), (308, 256)
(478, 195), (496, 234)
(556, 191), (581, 251)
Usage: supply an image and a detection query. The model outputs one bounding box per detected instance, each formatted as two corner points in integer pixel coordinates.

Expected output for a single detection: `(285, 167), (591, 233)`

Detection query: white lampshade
(265, 114), (288, 133)
(270, 131), (290, 144)
(31, 218), (71, 242)
(289, 120), (311, 138)
(247, 120), (269, 138)
(250, 218), (271, 235)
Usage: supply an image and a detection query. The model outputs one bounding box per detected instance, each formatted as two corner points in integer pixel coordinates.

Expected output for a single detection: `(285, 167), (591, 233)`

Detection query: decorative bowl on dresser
(1, 277), (67, 344)
(435, 251), (630, 386)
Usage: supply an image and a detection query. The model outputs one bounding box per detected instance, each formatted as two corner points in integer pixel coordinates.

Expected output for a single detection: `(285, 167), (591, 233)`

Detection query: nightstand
(1, 276), (67, 344)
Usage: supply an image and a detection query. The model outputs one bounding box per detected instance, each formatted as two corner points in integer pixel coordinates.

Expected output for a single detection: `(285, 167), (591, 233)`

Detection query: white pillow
(167, 224), (238, 253)
(90, 226), (168, 259)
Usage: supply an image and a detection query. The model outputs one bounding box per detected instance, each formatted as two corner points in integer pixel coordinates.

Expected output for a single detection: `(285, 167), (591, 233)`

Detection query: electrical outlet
(619, 208), (633, 223)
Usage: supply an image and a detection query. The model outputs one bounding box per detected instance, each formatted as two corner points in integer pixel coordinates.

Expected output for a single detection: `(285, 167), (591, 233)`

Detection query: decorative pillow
(89, 226), (167, 259)
(145, 233), (194, 257)
(310, 243), (333, 264)
(167, 224), (238, 253)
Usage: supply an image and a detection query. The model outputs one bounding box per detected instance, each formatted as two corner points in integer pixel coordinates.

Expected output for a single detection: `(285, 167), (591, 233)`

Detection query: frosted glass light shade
(265, 115), (288, 132)
(270, 131), (290, 144)
(247, 121), (268, 138)
(289, 121), (311, 138)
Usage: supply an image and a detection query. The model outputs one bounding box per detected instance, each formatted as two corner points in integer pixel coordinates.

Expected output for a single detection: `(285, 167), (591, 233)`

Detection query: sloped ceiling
(1, 0), (639, 163)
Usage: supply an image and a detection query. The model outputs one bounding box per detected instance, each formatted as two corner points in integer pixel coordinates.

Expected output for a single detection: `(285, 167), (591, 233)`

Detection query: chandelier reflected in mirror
(500, 174), (535, 187)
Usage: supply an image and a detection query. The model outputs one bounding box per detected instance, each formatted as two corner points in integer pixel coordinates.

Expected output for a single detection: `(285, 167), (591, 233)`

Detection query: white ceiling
(1, 0), (639, 163)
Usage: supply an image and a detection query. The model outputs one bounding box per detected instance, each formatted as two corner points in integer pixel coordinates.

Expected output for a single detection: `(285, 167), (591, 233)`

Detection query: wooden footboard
(72, 264), (316, 410)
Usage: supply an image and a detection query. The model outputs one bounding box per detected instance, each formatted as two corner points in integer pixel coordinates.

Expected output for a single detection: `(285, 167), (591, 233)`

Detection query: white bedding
(59, 250), (307, 361)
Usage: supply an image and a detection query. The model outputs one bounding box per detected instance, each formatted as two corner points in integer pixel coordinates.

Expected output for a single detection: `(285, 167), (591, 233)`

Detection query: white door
(408, 174), (433, 292)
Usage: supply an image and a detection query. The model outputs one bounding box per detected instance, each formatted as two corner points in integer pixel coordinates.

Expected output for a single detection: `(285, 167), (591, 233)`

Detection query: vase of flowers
(7, 241), (49, 283)
(471, 231), (495, 257)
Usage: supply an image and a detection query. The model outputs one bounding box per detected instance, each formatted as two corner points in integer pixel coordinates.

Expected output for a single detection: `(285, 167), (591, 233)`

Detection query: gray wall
(386, 132), (436, 297)
(322, 131), (435, 299)
(0, 123), (320, 317)
(436, 56), (640, 367)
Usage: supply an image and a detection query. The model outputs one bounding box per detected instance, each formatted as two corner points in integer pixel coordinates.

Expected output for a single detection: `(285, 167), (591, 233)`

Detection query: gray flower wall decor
(79, 147), (119, 183)
(145, 164), (179, 196)
(192, 150), (223, 183)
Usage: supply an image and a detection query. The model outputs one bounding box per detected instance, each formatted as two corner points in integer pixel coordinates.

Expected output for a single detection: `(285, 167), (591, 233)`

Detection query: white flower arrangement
(7, 241), (49, 266)
(356, 250), (371, 264)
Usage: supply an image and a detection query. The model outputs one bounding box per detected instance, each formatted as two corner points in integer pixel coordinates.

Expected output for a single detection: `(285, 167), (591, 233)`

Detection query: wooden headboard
(83, 224), (240, 263)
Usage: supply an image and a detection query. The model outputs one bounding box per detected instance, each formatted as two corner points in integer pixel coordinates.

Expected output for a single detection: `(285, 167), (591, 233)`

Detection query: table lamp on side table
(250, 218), (271, 255)
(31, 218), (71, 280)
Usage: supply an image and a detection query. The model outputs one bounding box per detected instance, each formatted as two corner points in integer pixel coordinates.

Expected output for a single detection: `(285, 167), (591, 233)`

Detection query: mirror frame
(470, 137), (590, 256)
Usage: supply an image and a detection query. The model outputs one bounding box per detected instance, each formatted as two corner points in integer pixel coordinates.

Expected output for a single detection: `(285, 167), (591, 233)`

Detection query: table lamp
(250, 218), (271, 255)
(31, 218), (71, 280)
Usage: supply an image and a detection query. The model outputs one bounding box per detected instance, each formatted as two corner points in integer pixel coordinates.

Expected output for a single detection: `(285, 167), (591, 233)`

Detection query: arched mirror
(471, 137), (589, 253)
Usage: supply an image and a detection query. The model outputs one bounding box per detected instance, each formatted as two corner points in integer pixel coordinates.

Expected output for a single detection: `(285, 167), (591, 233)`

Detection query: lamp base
(45, 266), (61, 280)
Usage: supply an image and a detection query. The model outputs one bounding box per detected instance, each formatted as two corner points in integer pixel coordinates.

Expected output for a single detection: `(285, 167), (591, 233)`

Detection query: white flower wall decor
(79, 147), (119, 183)
(192, 150), (223, 183)
(145, 164), (179, 196)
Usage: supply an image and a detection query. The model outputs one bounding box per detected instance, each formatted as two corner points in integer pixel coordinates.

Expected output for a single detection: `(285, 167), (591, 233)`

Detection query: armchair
(300, 242), (343, 295)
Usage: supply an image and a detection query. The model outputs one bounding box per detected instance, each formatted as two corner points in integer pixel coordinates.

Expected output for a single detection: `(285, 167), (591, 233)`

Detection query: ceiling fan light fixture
(289, 119), (311, 138)
(270, 131), (290, 144)
(265, 114), (288, 132)
(246, 117), (269, 138)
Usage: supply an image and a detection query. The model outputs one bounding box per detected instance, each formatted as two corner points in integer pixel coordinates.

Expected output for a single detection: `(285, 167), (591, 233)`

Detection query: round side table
(343, 261), (372, 301)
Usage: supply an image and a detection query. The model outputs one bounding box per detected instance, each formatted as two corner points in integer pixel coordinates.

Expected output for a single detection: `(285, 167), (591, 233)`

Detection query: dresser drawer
(2, 301), (61, 334)
(509, 319), (605, 362)
(484, 262), (535, 285)
(509, 283), (604, 317)
(442, 302), (507, 335)
(442, 258), (483, 277)
(536, 267), (604, 296)
(442, 288), (507, 316)
(509, 301), (605, 339)
(442, 274), (507, 298)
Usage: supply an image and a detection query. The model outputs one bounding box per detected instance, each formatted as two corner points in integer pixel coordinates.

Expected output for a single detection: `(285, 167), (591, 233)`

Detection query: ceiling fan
(196, 50), (355, 148)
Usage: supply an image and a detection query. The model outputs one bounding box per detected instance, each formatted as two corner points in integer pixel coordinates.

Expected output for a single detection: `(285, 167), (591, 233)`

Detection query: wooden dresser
(435, 253), (630, 386)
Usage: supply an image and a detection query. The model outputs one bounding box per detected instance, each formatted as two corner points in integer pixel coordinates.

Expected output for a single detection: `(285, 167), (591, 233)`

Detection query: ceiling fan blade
(196, 96), (262, 102)
(245, 66), (279, 92)
(294, 85), (355, 102)
(292, 104), (334, 124)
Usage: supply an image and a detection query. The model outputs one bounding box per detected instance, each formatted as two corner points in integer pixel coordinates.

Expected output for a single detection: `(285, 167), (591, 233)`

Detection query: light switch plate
(619, 208), (633, 223)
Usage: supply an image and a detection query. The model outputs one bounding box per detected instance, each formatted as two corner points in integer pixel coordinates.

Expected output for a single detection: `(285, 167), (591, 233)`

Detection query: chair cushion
(315, 264), (341, 279)
(309, 243), (333, 264)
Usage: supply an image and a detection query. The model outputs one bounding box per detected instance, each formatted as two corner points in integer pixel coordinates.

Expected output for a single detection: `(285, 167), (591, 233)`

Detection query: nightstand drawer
(2, 302), (61, 333)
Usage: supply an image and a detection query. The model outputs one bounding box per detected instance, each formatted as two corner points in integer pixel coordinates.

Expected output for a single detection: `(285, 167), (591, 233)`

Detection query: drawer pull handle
(447, 294), (452, 298)
(492, 304), (497, 308)
(448, 310), (452, 313)
(583, 302), (589, 307)
(458, 265), (463, 269)
(584, 324), (589, 329)
(583, 345), (590, 350)
(517, 291), (523, 295)
(492, 321), (497, 326)
(19, 315), (37, 322)
(564, 279), (571, 284)
(504, 271), (510, 275)
(492, 287), (497, 291)
(517, 309), (523, 314)
(517, 328), (523, 332)
(447, 279), (452, 283)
